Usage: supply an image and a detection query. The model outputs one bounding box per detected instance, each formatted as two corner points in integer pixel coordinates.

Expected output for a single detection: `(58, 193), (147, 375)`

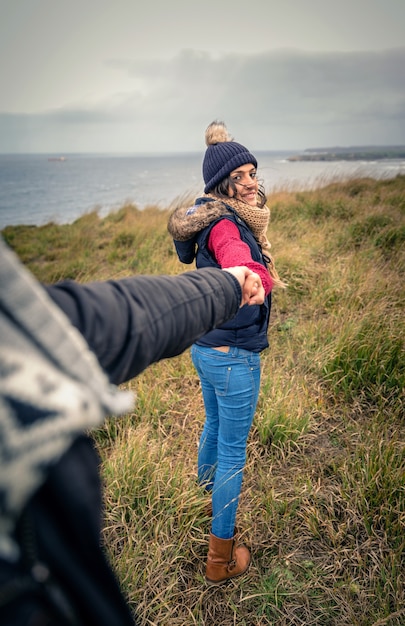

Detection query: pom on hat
(205, 121), (233, 146)
(202, 120), (257, 193)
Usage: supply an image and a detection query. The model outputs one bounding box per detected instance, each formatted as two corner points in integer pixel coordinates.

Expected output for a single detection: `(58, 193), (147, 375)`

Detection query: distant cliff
(288, 146), (405, 161)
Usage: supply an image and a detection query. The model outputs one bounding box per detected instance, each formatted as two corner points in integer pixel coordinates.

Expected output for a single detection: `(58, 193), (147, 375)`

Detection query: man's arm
(45, 267), (262, 385)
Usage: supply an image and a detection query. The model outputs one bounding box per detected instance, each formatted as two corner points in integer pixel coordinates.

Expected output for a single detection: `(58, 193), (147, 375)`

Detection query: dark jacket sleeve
(44, 268), (241, 385)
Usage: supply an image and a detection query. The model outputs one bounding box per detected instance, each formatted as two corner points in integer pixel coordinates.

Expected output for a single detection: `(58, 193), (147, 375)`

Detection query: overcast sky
(0, 0), (404, 153)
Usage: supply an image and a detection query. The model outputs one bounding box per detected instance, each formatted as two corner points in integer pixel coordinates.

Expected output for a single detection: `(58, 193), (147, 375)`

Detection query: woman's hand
(223, 267), (265, 306)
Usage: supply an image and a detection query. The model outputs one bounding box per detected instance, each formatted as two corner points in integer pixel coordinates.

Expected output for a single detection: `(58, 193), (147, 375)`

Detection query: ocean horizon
(1, 151), (404, 230)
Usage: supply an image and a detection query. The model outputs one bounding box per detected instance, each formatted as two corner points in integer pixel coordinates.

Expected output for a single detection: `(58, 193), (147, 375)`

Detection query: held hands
(223, 267), (265, 306)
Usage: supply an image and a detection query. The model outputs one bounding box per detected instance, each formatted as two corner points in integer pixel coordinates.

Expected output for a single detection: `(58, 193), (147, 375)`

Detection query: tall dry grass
(2, 174), (404, 625)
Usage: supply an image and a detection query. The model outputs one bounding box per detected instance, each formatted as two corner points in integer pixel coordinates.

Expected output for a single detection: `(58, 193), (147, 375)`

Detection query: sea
(1, 151), (404, 230)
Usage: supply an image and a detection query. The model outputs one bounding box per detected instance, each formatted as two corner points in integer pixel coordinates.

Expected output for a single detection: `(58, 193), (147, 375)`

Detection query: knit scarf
(204, 194), (286, 288)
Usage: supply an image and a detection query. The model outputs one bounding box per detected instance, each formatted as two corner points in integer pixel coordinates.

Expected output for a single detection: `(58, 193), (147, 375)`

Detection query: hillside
(2, 175), (404, 626)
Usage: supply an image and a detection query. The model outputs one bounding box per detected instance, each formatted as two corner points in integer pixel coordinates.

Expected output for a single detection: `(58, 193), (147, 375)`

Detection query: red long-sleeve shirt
(208, 220), (273, 295)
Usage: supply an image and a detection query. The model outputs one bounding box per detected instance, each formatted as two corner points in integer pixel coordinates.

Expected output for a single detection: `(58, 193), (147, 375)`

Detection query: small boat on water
(48, 156), (66, 162)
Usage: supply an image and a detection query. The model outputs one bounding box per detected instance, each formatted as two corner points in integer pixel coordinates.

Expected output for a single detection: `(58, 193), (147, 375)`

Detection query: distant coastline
(288, 146), (405, 162)
(1, 152), (404, 230)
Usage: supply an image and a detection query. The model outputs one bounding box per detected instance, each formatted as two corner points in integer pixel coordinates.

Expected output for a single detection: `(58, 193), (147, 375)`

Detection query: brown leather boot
(205, 532), (251, 585)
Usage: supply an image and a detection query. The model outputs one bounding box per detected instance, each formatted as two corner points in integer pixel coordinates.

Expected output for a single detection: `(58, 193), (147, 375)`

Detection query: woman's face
(228, 163), (258, 206)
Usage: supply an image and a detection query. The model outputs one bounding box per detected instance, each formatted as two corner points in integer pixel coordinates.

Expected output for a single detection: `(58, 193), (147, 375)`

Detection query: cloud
(1, 47), (404, 152)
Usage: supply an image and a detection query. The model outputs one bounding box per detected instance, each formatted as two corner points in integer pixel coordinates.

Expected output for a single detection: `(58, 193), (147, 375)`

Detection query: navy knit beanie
(202, 121), (258, 193)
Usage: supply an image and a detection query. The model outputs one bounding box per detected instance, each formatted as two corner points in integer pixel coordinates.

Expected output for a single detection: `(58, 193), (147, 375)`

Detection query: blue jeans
(191, 344), (261, 539)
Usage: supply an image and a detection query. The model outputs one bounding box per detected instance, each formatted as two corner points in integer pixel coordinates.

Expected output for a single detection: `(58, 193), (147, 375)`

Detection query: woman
(168, 121), (284, 586)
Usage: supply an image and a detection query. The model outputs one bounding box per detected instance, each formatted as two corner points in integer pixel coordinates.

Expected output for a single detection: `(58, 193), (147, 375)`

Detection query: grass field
(2, 174), (404, 625)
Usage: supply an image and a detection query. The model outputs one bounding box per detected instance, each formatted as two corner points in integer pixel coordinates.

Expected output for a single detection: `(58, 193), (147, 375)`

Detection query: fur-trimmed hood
(167, 198), (231, 242)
